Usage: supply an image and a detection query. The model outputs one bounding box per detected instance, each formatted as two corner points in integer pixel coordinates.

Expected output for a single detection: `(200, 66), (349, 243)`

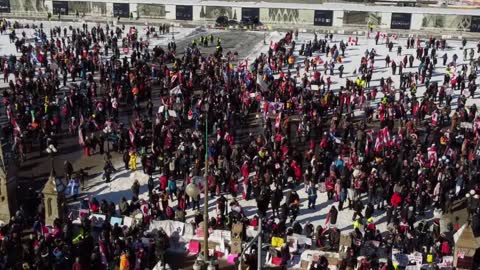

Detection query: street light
(202, 102), (209, 266)
(186, 99), (210, 268)
(46, 144), (58, 171)
(103, 125), (112, 154)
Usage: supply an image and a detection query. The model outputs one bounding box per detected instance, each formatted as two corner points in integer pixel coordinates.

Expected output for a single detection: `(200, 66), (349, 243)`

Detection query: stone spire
(42, 161), (64, 226)
(0, 144), (17, 223)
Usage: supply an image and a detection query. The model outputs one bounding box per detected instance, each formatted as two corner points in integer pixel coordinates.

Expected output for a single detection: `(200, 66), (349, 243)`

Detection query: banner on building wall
(0, 0), (10, 13)
(391, 13), (411, 29)
(241, 7), (260, 22)
(52, 1), (68, 15)
(176, 5), (193, 20)
(471, 16), (480, 32)
(314, 10), (333, 26)
(113, 3), (129, 18)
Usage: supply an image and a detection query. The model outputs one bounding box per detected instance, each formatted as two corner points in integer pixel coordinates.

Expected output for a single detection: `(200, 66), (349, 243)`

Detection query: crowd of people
(0, 16), (479, 270)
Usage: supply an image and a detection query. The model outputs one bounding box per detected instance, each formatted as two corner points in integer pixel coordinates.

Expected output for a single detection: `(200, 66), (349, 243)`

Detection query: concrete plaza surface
(56, 25), (477, 236)
(1, 16), (479, 269)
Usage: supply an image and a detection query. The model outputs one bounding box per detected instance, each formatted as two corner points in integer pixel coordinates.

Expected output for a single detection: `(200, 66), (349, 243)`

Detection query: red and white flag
(427, 145), (437, 161)
(275, 112), (282, 129)
(431, 111), (438, 126)
(11, 117), (21, 135)
(269, 40), (276, 50)
(129, 128), (135, 146)
(381, 127), (391, 146)
(171, 73), (178, 83)
(374, 131), (383, 152)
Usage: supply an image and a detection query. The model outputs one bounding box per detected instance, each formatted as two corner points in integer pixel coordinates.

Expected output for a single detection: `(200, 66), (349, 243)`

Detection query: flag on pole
(381, 127), (391, 146)
(129, 128), (135, 146)
(11, 117), (21, 135)
(431, 111), (438, 127)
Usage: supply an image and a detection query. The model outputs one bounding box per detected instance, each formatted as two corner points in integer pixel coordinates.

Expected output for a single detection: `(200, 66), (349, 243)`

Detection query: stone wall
(1, 0), (479, 33)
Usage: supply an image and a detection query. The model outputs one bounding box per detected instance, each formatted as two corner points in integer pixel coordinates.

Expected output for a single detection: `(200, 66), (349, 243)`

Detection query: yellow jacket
(119, 254), (129, 270)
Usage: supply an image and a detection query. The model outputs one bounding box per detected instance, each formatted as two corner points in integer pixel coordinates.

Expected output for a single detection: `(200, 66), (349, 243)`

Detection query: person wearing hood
(326, 206), (337, 226)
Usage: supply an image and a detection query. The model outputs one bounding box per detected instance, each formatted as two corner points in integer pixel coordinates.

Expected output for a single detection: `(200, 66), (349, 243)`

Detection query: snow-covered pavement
(72, 30), (480, 233)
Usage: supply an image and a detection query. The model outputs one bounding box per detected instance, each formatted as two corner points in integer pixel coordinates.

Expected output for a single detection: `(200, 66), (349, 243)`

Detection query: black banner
(314, 10), (333, 26)
(176, 5), (193, 20)
(241, 7), (259, 22)
(113, 3), (129, 18)
(52, 1), (68, 15)
(471, 16), (480, 32)
(391, 13), (411, 30)
(0, 0), (10, 13)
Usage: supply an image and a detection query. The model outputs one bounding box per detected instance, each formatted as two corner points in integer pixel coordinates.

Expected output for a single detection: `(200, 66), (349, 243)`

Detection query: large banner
(391, 13), (411, 29)
(176, 5), (193, 20)
(52, 1), (68, 15)
(242, 7), (260, 22)
(113, 3), (129, 18)
(314, 10), (333, 26)
(0, 0), (10, 13)
(138, 4), (167, 18)
(471, 16), (480, 32)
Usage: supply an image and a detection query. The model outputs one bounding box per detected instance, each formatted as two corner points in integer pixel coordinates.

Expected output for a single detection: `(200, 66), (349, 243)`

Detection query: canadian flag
(445, 147), (455, 159)
(270, 40), (276, 50)
(129, 128), (135, 146)
(382, 127), (392, 146)
(11, 117), (21, 135)
(171, 73), (178, 83)
(432, 111), (439, 126)
(374, 131), (384, 152)
(42, 225), (52, 237)
(275, 113), (282, 129)
(427, 145), (437, 161)
(141, 203), (150, 217)
(315, 56), (324, 65)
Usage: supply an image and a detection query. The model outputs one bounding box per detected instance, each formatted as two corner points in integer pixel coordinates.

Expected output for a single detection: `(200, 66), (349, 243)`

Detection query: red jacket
(391, 192), (402, 207)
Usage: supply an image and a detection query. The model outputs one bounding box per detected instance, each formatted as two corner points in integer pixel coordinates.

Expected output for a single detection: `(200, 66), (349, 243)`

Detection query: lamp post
(186, 100), (210, 269)
(46, 144), (58, 173)
(203, 102), (209, 265)
(104, 125), (112, 154)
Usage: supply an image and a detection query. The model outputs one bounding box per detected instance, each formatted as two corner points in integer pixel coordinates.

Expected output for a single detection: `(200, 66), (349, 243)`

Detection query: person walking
(129, 151), (137, 171)
(307, 182), (318, 209)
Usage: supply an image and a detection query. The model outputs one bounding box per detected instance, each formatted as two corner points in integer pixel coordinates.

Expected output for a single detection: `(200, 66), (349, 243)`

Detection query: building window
(47, 198), (52, 216)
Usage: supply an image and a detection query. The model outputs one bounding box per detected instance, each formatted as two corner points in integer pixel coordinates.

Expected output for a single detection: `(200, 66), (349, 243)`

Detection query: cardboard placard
(272, 236), (284, 248)
(110, 216), (123, 226)
(123, 216), (134, 227)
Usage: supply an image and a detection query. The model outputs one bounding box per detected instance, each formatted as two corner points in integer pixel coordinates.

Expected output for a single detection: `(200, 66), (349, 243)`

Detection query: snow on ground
(73, 31), (480, 234)
(0, 19), (200, 87)
(1, 18), (477, 233)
